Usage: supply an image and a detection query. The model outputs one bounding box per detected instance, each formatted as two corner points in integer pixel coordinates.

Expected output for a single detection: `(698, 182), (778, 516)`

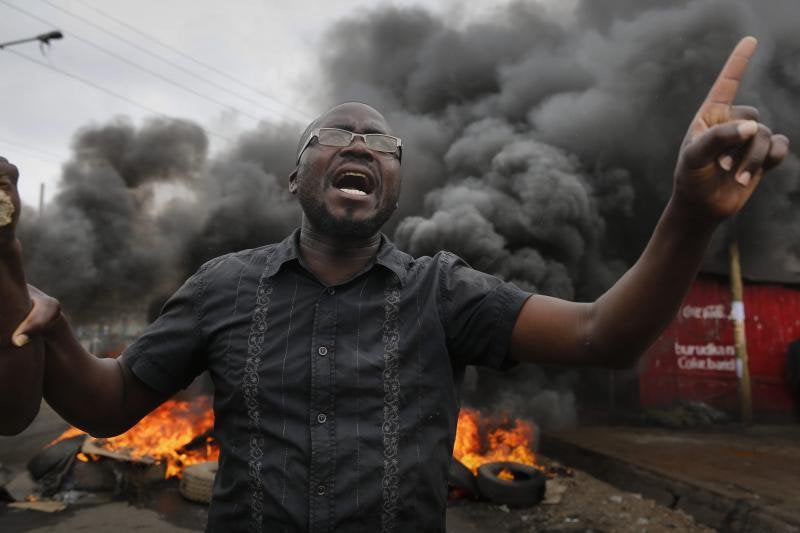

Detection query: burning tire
(180, 461), (217, 504)
(476, 461), (546, 507)
(448, 457), (479, 499)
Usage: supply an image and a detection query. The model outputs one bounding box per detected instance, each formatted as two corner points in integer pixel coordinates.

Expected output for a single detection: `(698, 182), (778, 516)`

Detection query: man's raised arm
(0, 157), (165, 437)
(510, 37), (790, 368)
(0, 157), (44, 435)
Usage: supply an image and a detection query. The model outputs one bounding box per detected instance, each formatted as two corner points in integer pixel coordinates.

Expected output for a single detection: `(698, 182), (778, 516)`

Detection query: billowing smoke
(311, 0), (800, 427)
(15, 0), (800, 424)
(19, 118), (301, 320)
(319, 0), (800, 290)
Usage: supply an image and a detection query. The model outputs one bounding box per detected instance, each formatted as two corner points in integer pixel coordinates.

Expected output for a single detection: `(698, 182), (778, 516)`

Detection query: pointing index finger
(699, 36), (757, 127)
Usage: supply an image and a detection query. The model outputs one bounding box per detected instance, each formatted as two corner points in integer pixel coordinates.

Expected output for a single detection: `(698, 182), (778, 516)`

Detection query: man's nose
(339, 135), (373, 159)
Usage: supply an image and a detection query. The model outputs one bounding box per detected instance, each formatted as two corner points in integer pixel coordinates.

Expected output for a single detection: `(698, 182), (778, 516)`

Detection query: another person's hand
(673, 36), (790, 222)
(0, 157), (21, 245)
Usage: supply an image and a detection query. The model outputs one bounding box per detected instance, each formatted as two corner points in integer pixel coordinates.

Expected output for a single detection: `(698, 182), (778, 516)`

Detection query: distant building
(639, 274), (800, 416)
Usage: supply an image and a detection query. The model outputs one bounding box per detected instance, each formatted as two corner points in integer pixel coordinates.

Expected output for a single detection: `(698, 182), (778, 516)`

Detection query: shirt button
(328, 288), (335, 295)
(318, 346), (328, 356)
(316, 484), (326, 496)
(317, 413), (327, 424)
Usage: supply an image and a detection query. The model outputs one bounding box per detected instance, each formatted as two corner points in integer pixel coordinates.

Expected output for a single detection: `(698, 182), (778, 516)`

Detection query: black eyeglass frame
(296, 127), (402, 165)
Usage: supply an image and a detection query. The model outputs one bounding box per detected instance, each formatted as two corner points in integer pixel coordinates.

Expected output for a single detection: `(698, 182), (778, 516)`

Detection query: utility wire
(2, 48), (233, 143)
(0, 139), (63, 164)
(0, 137), (68, 162)
(41, 0), (305, 122)
(2, 0), (262, 124)
(65, 0), (312, 121)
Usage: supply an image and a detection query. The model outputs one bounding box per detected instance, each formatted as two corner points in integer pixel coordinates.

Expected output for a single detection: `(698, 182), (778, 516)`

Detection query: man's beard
(298, 183), (398, 239)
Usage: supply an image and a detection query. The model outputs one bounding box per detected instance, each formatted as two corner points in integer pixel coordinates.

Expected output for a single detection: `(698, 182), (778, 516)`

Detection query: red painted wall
(639, 276), (800, 414)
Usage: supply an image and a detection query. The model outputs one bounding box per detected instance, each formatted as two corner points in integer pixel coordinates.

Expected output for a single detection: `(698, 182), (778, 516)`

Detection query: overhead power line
(42, 0), (306, 119)
(65, 0), (312, 121)
(1, 0), (266, 124)
(0, 137), (68, 161)
(0, 138), (64, 164)
(3, 48), (233, 144)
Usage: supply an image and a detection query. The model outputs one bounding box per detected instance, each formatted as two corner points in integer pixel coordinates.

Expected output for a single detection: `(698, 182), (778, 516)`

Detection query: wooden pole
(729, 240), (753, 425)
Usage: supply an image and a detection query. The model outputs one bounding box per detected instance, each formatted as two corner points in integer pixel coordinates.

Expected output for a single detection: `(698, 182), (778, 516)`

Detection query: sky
(0, 0), (543, 206)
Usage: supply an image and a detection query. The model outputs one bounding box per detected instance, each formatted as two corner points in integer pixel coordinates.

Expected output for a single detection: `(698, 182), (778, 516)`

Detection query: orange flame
(51, 401), (535, 481)
(453, 407), (539, 475)
(50, 396), (219, 479)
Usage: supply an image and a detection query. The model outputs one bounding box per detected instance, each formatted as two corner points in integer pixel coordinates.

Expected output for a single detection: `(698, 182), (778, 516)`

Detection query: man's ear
(288, 169), (298, 194)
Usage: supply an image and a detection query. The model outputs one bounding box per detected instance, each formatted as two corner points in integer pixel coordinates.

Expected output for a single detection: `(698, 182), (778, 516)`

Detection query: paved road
(543, 424), (800, 531)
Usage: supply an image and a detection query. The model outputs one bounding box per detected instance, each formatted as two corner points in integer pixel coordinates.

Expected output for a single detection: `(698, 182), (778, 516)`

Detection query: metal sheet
(639, 276), (798, 413)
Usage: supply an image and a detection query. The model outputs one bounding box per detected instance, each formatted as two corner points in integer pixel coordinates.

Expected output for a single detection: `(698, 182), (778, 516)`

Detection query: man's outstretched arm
(511, 37), (790, 368)
(37, 307), (167, 437)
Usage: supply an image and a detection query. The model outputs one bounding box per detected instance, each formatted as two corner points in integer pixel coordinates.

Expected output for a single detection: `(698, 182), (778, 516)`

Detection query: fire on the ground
(51, 397), (537, 479)
(51, 396), (217, 479)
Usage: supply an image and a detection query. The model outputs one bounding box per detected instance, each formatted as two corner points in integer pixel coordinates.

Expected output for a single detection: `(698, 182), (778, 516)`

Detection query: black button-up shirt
(122, 229), (530, 532)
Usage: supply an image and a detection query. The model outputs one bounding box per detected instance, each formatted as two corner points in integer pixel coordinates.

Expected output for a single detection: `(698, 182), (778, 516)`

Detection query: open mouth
(332, 170), (375, 197)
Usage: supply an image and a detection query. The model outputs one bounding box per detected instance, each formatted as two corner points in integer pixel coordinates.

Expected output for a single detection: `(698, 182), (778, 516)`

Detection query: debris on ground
(640, 400), (731, 428)
(447, 457), (714, 533)
(7, 500), (66, 513)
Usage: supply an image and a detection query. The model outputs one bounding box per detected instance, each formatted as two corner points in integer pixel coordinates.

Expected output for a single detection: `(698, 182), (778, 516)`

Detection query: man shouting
(0, 37), (789, 532)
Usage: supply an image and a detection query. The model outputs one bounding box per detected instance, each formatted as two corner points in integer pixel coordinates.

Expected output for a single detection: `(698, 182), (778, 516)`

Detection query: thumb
(11, 299), (50, 347)
(683, 120), (759, 171)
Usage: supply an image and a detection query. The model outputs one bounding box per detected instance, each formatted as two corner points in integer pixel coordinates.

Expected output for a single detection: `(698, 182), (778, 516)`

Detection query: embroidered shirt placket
(381, 276), (401, 533)
(243, 251), (276, 533)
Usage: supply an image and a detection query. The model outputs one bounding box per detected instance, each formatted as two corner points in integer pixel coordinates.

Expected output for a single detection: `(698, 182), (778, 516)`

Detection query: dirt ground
(0, 462), (712, 533)
(448, 457), (712, 533)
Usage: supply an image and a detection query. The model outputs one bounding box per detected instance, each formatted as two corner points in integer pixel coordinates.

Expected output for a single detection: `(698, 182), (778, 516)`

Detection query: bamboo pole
(729, 241), (753, 425)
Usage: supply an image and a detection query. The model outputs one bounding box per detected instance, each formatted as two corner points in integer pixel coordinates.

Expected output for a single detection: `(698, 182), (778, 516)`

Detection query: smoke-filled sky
(0, 0), (518, 205)
(4, 0), (800, 321)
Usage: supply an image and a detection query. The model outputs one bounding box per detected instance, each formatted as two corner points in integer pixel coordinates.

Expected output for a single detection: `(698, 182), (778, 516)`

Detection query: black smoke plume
(16, 0), (800, 423)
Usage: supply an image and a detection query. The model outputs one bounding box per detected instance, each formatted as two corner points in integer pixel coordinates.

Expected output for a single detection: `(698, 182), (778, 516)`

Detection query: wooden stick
(729, 240), (753, 425)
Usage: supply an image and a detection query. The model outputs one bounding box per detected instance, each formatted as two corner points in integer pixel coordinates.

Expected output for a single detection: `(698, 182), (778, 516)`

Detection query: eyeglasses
(296, 128), (402, 164)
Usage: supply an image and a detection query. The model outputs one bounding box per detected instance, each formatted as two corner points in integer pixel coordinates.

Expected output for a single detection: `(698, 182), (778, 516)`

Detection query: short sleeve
(438, 252), (532, 369)
(121, 270), (208, 396)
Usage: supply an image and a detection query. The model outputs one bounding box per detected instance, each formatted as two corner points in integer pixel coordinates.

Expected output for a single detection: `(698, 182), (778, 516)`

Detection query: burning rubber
(0, 190), (14, 227)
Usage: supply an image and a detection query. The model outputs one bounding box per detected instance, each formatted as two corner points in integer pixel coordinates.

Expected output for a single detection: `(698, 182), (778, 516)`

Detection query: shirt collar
(262, 228), (409, 287)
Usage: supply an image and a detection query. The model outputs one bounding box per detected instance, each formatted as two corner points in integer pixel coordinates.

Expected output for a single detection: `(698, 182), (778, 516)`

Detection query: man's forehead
(317, 104), (391, 134)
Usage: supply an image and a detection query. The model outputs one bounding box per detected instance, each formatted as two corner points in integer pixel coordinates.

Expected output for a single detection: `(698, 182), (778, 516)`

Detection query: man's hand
(0, 157), (21, 245)
(11, 285), (62, 348)
(673, 36), (790, 222)
(512, 36), (792, 369)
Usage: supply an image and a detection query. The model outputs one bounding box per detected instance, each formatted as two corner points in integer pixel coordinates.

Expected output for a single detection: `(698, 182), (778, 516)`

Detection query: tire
(448, 457), (479, 498)
(179, 461), (217, 504)
(476, 461), (546, 507)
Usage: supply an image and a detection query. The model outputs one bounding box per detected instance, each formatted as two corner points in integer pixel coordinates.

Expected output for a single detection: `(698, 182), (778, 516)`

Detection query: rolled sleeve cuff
(482, 284), (532, 370)
(121, 347), (189, 397)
